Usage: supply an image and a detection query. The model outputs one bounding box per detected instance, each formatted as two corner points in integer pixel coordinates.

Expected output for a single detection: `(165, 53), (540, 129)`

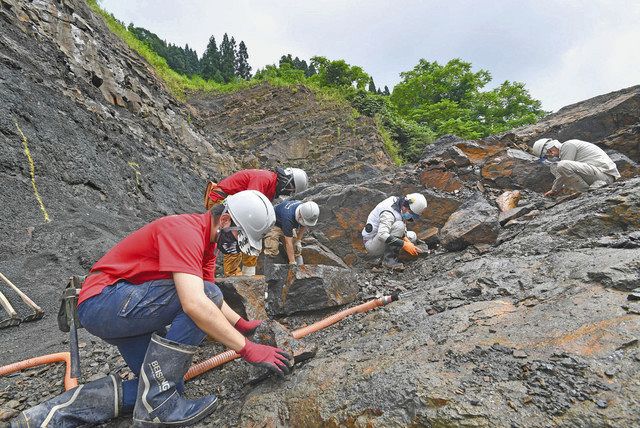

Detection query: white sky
(100, 0), (640, 112)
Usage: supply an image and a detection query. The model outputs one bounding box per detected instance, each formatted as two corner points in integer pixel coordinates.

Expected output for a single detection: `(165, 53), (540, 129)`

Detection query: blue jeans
(78, 279), (224, 411)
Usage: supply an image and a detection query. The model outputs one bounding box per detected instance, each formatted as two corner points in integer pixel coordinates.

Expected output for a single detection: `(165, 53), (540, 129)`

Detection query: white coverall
(362, 196), (406, 256)
(551, 140), (620, 193)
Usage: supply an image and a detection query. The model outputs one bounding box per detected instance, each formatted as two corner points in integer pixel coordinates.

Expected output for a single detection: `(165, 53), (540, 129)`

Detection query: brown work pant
(263, 226), (301, 258)
(223, 253), (258, 276)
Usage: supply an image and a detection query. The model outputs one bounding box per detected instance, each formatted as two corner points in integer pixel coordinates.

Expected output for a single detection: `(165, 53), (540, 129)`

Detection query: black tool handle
(69, 321), (81, 379)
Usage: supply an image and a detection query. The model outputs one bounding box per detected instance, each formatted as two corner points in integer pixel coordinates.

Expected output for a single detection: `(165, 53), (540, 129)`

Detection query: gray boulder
(439, 195), (500, 251)
(264, 263), (359, 316)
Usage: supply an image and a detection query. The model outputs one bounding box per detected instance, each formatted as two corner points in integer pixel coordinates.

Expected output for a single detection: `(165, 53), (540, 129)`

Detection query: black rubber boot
(382, 245), (404, 271)
(132, 334), (218, 427)
(11, 374), (122, 428)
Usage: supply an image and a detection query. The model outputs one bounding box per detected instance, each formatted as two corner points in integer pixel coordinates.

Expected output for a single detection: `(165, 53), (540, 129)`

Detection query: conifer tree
(235, 41), (251, 79)
(383, 85), (390, 96)
(219, 34), (237, 82)
(368, 77), (377, 93)
(201, 35), (223, 82)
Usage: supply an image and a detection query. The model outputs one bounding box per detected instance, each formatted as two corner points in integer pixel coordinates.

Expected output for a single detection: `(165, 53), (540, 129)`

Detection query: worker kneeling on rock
(532, 138), (620, 197)
(264, 200), (320, 267)
(11, 190), (292, 428)
(362, 193), (427, 270)
(204, 167), (309, 276)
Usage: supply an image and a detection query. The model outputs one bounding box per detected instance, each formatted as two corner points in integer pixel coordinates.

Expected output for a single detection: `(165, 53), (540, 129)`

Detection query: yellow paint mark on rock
(15, 120), (50, 223)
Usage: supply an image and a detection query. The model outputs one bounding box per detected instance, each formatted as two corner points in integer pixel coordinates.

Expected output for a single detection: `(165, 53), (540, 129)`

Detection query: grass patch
(375, 115), (403, 166)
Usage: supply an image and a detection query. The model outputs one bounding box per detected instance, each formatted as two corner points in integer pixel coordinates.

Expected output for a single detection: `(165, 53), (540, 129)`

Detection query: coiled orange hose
(0, 352), (78, 391)
(184, 294), (397, 381)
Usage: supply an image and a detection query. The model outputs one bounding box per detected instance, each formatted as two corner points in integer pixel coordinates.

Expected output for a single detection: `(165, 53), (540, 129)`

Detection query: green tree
(368, 77), (377, 93)
(201, 36), (223, 82)
(219, 33), (237, 82)
(235, 41), (251, 79)
(310, 56), (369, 89)
(390, 58), (545, 139)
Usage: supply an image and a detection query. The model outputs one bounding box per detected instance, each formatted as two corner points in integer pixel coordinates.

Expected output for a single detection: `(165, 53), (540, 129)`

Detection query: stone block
(439, 195), (500, 251)
(264, 263), (359, 316)
(217, 276), (268, 321)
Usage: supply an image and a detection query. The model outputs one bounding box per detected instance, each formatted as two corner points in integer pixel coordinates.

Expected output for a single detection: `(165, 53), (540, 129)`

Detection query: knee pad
(203, 282), (224, 308)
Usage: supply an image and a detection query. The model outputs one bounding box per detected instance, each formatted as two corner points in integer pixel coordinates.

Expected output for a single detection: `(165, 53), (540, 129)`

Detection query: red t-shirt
(78, 212), (216, 304)
(213, 169), (277, 203)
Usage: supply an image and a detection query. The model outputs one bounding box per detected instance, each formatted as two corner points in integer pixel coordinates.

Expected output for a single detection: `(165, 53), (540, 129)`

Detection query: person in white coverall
(532, 138), (620, 197)
(362, 193), (427, 270)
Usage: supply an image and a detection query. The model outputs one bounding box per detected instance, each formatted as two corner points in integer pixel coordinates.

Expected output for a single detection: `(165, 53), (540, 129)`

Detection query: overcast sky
(100, 0), (640, 112)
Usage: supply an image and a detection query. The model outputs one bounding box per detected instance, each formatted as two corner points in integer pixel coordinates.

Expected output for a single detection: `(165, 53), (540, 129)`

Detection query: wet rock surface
(0, 0), (639, 427)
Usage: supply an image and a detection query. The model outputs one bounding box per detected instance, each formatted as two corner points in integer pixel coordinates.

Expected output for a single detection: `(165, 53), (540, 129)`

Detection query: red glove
(238, 339), (293, 376)
(234, 318), (263, 336)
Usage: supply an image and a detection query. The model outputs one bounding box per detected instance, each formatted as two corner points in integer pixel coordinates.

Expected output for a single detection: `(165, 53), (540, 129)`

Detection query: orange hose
(184, 295), (395, 381)
(0, 352), (78, 391)
(184, 349), (239, 381)
(291, 298), (384, 339)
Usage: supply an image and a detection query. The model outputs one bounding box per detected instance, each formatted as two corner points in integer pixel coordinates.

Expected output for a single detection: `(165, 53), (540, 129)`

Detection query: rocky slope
(188, 84), (394, 185)
(1, 0), (639, 427)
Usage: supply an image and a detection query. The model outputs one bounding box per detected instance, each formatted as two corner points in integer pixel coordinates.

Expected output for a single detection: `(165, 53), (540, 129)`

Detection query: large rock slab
(264, 264), (359, 316)
(481, 149), (555, 192)
(439, 195), (500, 251)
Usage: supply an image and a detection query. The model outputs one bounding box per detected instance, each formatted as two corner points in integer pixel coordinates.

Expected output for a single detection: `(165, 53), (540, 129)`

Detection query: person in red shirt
(12, 190), (292, 428)
(204, 167), (309, 276)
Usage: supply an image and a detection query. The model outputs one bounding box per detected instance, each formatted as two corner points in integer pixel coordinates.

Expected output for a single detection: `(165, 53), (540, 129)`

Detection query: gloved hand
(234, 317), (263, 336)
(238, 339), (293, 376)
(402, 237), (420, 256)
(288, 261), (298, 272)
(294, 239), (303, 253)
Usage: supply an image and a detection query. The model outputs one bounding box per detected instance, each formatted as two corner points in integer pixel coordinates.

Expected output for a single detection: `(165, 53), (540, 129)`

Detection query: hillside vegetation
(88, 0), (546, 163)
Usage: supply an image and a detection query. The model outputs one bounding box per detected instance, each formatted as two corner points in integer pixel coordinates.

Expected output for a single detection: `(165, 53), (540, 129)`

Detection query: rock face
(237, 178), (640, 428)
(481, 149), (555, 192)
(188, 84), (394, 185)
(1, 0), (640, 426)
(0, 0), (235, 362)
(439, 195), (501, 251)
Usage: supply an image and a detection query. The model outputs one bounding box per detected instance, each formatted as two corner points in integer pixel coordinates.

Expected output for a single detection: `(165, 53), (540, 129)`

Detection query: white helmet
(532, 138), (561, 158)
(284, 167), (309, 194)
(405, 193), (427, 216)
(295, 201), (320, 227)
(224, 190), (276, 256)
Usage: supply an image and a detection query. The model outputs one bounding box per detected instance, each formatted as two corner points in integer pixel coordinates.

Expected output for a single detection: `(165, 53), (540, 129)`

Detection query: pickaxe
(0, 289), (21, 328)
(0, 272), (44, 322)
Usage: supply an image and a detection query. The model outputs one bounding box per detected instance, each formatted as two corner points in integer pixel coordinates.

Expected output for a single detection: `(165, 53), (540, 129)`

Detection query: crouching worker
(204, 167), (309, 276)
(362, 193), (427, 271)
(11, 190), (292, 428)
(264, 200), (320, 267)
(532, 138), (620, 197)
